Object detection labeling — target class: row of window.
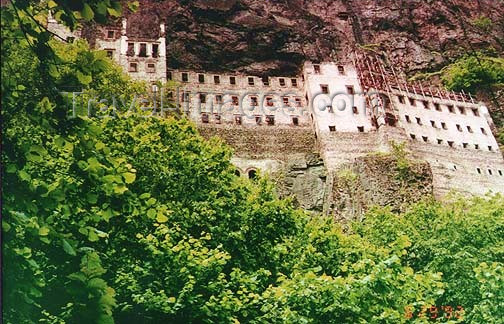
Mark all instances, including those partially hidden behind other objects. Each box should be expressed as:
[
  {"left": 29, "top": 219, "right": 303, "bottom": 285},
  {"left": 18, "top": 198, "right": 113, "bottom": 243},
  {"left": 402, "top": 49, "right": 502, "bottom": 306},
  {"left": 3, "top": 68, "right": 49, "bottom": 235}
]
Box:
[
  {"left": 200, "top": 113, "right": 300, "bottom": 126},
  {"left": 476, "top": 168, "right": 503, "bottom": 176},
  {"left": 328, "top": 126, "right": 365, "bottom": 133},
  {"left": 179, "top": 93, "right": 303, "bottom": 107},
  {"left": 126, "top": 42, "right": 160, "bottom": 58},
  {"left": 404, "top": 115, "right": 489, "bottom": 135},
  {"left": 319, "top": 84, "right": 355, "bottom": 95},
  {"left": 409, "top": 133, "right": 494, "bottom": 151},
  {"left": 398, "top": 95, "right": 480, "bottom": 116},
  {"left": 313, "top": 64, "right": 346, "bottom": 75},
  {"left": 128, "top": 62, "right": 157, "bottom": 73},
  {"left": 168, "top": 72, "right": 300, "bottom": 87}
]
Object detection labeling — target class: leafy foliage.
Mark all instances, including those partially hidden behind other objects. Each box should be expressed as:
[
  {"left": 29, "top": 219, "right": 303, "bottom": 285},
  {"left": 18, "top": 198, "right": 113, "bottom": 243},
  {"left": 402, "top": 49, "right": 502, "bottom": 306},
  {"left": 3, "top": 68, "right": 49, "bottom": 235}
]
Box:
[{"left": 441, "top": 53, "right": 504, "bottom": 94}]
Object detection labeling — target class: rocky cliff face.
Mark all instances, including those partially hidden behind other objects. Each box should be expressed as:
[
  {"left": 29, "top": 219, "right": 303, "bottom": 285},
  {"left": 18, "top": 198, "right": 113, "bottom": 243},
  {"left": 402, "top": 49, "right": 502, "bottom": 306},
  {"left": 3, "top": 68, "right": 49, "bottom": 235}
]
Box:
[{"left": 122, "top": 0, "right": 503, "bottom": 75}]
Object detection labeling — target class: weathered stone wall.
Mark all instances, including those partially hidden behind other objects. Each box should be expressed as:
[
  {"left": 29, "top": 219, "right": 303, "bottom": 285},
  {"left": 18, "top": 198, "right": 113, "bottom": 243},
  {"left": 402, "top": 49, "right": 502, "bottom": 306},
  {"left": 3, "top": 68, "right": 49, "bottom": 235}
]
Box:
[{"left": 331, "top": 153, "right": 433, "bottom": 221}]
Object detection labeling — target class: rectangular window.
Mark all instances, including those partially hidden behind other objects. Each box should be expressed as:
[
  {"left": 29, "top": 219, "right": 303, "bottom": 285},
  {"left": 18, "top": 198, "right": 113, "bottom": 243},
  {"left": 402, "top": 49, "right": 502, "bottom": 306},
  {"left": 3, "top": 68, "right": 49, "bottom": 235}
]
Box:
[
  {"left": 447, "top": 105, "right": 455, "bottom": 113},
  {"left": 167, "top": 71, "right": 173, "bottom": 80},
  {"left": 448, "top": 141, "right": 454, "bottom": 147},
  {"left": 467, "top": 126, "right": 473, "bottom": 133},
  {"left": 262, "top": 76, "right": 269, "bottom": 86},
  {"left": 456, "top": 124, "right": 462, "bottom": 132},
  {"left": 434, "top": 103, "right": 441, "bottom": 111},
  {"left": 248, "top": 77, "right": 254, "bottom": 86},
  {"left": 127, "top": 43, "right": 134, "bottom": 56},
  {"left": 107, "top": 30, "right": 115, "bottom": 39},
  {"left": 441, "top": 122, "right": 447, "bottom": 129},
  {"left": 410, "top": 134, "right": 416, "bottom": 140},
  {"left": 279, "top": 78, "right": 286, "bottom": 87},
  {"left": 106, "top": 50, "right": 114, "bottom": 58},
  {"left": 152, "top": 44, "right": 159, "bottom": 58},
  {"left": 199, "top": 93, "right": 207, "bottom": 103},
  {"left": 352, "top": 106, "right": 358, "bottom": 114},
  {"left": 201, "top": 113, "right": 209, "bottom": 123},
  {"left": 214, "top": 114, "right": 221, "bottom": 124},
  {"left": 291, "top": 79, "right": 298, "bottom": 87},
  {"left": 182, "top": 72, "right": 189, "bottom": 82},
  {"left": 481, "top": 128, "right": 487, "bottom": 135},
  {"left": 266, "top": 115, "right": 275, "bottom": 126},
  {"left": 230, "top": 76, "right": 236, "bottom": 85},
  {"left": 422, "top": 136, "right": 428, "bottom": 142},
  {"left": 458, "top": 106, "right": 466, "bottom": 114},
  {"left": 139, "top": 43, "right": 147, "bottom": 57},
  {"left": 346, "top": 86, "right": 355, "bottom": 95},
  {"left": 283, "top": 97, "right": 289, "bottom": 106},
  {"left": 251, "top": 96, "right": 258, "bottom": 106},
  {"left": 146, "top": 63, "right": 156, "bottom": 73},
  {"left": 437, "top": 139, "right": 443, "bottom": 144},
  {"left": 477, "top": 168, "right": 482, "bottom": 174},
  {"left": 472, "top": 108, "right": 480, "bottom": 116},
  {"left": 181, "top": 92, "right": 190, "bottom": 102},
  {"left": 329, "top": 126, "right": 336, "bottom": 132},
  {"left": 215, "top": 94, "right": 223, "bottom": 104},
  {"left": 398, "top": 95, "right": 405, "bottom": 104},
  {"left": 214, "top": 75, "right": 220, "bottom": 84},
  {"left": 129, "top": 62, "right": 138, "bottom": 72},
  {"left": 357, "top": 126, "right": 364, "bottom": 133},
  {"left": 292, "top": 116, "right": 299, "bottom": 125},
  {"left": 489, "top": 146, "right": 493, "bottom": 151},
  {"left": 320, "top": 84, "right": 329, "bottom": 94},
  {"left": 422, "top": 101, "right": 429, "bottom": 109},
  {"left": 198, "top": 74, "right": 205, "bottom": 83},
  {"left": 430, "top": 120, "right": 436, "bottom": 128},
  {"left": 475, "top": 144, "right": 480, "bottom": 150},
  {"left": 405, "top": 115, "right": 411, "bottom": 123},
  {"left": 255, "top": 116, "right": 262, "bottom": 125},
  {"left": 235, "top": 115, "right": 242, "bottom": 125},
  {"left": 295, "top": 98, "right": 302, "bottom": 107},
  {"left": 416, "top": 117, "right": 422, "bottom": 125},
  {"left": 488, "top": 169, "right": 493, "bottom": 175},
  {"left": 314, "top": 64, "right": 321, "bottom": 74},
  {"left": 338, "top": 65, "right": 345, "bottom": 75},
  {"left": 463, "top": 143, "right": 468, "bottom": 148},
  {"left": 266, "top": 97, "right": 274, "bottom": 107},
  {"left": 409, "top": 98, "right": 416, "bottom": 106},
  {"left": 232, "top": 96, "right": 239, "bottom": 106}
]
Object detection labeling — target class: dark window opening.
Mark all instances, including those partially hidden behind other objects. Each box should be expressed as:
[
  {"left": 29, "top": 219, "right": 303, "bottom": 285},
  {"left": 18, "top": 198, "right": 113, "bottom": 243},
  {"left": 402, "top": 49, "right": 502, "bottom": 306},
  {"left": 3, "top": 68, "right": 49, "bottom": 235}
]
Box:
[
  {"left": 292, "top": 117, "right": 299, "bottom": 125},
  {"left": 248, "top": 169, "right": 257, "bottom": 180},
  {"left": 448, "top": 141, "right": 454, "bottom": 148},
  {"left": 255, "top": 116, "right": 261, "bottom": 125},
  {"left": 295, "top": 98, "right": 302, "bottom": 107},
  {"left": 499, "top": 170, "right": 503, "bottom": 176},
  {"left": 279, "top": 78, "right": 286, "bottom": 87},
  {"left": 235, "top": 169, "right": 241, "bottom": 177},
  {"left": 146, "top": 63, "right": 155, "bottom": 73},
  {"left": 106, "top": 50, "right": 113, "bottom": 58},
  {"left": 467, "top": 126, "right": 473, "bottom": 133},
  {"left": 214, "top": 75, "right": 220, "bottom": 84},
  {"left": 410, "top": 134, "right": 416, "bottom": 140},
  {"left": 198, "top": 74, "right": 205, "bottom": 83},
  {"left": 458, "top": 106, "right": 466, "bottom": 115},
  {"left": 488, "top": 146, "right": 493, "bottom": 151},
  {"left": 251, "top": 96, "right": 258, "bottom": 106},
  {"left": 182, "top": 72, "right": 189, "bottom": 82},
  {"left": 329, "top": 126, "right": 336, "bottom": 132},
  {"left": 314, "top": 64, "right": 321, "bottom": 74},
  {"left": 422, "top": 136, "right": 428, "bottom": 142},
  {"left": 422, "top": 101, "right": 429, "bottom": 109},
  {"left": 472, "top": 108, "right": 480, "bottom": 117},
  {"left": 214, "top": 114, "right": 221, "bottom": 124},
  {"left": 434, "top": 103, "right": 441, "bottom": 111},
  {"left": 107, "top": 30, "right": 115, "bottom": 38},
  {"left": 230, "top": 76, "right": 236, "bottom": 85},
  {"left": 235, "top": 115, "right": 242, "bottom": 125},
  {"left": 416, "top": 117, "right": 422, "bottom": 125},
  {"left": 232, "top": 96, "right": 239, "bottom": 106},
  {"left": 127, "top": 43, "right": 134, "bottom": 56},
  {"left": 405, "top": 115, "right": 411, "bottom": 123},
  {"left": 66, "top": 36, "right": 75, "bottom": 43},
  {"left": 262, "top": 76, "right": 269, "bottom": 86},
  {"left": 199, "top": 93, "right": 207, "bottom": 103},
  {"left": 266, "top": 115, "right": 275, "bottom": 126},
  {"left": 430, "top": 120, "right": 436, "bottom": 128},
  {"left": 353, "top": 106, "right": 358, "bottom": 114},
  {"left": 488, "top": 169, "right": 493, "bottom": 175},
  {"left": 321, "top": 85, "right": 329, "bottom": 94},
  {"left": 441, "top": 122, "right": 447, "bottom": 129},
  {"left": 248, "top": 77, "right": 254, "bottom": 86},
  {"left": 139, "top": 43, "right": 147, "bottom": 57},
  {"left": 447, "top": 105, "right": 454, "bottom": 113},
  {"left": 129, "top": 63, "right": 138, "bottom": 72},
  {"left": 346, "top": 86, "right": 355, "bottom": 95},
  {"left": 456, "top": 124, "right": 462, "bottom": 132},
  {"left": 283, "top": 97, "right": 290, "bottom": 106},
  {"left": 477, "top": 168, "right": 482, "bottom": 174},
  {"left": 215, "top": 95, "right": 223, "bottom": 104},
  {"left": 437, "top": 139, "right": 443, "bottom": 144},
  {"left": 475, "top": 144, "right": 480, "bottom": 150},
  {"left": 266, "top": 97, "right": 274, "bottom": 107},
  {"left": 201, "top": 113, "right": 209, "bottom": 123},
  {"left": 291, "top": 79, "right": 298, "bottom": 87},
  {"left": 398, "top": 96, "right": 405, "bottom": 104},
  {"left": 463, "top": 143, "right": 468, "bottom": 148},
  {"left": 409, "top": 98, "right": 416, "bottom": 106},
  {"left": 481, "top": 128, "right": 487, "bottom": 135},
  {"left": 338, "top": 65, "right": 345, "bottom": 75},
  {"left": 152, "top": 44, "right": 159, "bottom": 58},
  {"left": 357, "top": 126, "right": 364, "bottom": 133},
  {"left": 167, "top": 71, "right": 173, "bottom": 80},
  {"left": 385, "top": 113, "right": 397, "bottom": 126}
]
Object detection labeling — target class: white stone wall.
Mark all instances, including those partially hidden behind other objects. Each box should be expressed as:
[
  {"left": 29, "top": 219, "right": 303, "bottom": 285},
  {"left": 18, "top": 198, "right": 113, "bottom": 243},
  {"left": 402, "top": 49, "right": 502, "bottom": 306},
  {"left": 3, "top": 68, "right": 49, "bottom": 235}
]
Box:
[
  {"left": 303, "top": 62, "right": 373, "bottom": 136},
  {"left": 169, "top": 70, "right": 309, "bottom": 126}
]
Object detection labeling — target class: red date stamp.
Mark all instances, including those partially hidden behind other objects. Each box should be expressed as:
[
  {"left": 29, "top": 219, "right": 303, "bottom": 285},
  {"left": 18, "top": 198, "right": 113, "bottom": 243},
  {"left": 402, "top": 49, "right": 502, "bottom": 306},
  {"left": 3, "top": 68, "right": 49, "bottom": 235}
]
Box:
[{"left": 404, "top": 305, "right": 464, "bottom": 320}]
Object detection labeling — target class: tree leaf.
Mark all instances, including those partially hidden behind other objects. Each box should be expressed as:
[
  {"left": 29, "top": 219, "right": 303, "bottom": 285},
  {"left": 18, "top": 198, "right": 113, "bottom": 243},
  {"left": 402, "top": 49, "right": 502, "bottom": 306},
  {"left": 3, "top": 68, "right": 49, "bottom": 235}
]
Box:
[{"left": 62, "top": 239, "right": 76, "bottom": 256}]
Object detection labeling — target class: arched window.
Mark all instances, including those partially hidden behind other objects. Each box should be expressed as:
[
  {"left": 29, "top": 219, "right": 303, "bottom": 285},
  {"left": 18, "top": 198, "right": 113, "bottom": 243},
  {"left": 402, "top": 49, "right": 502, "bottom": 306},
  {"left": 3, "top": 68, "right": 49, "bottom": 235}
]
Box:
[
  {"left": 234, "top": 169, "right": 241, "bottom": 177},
  {"left": 248, "top": 169, "right": 257, "bottom": 180}
]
